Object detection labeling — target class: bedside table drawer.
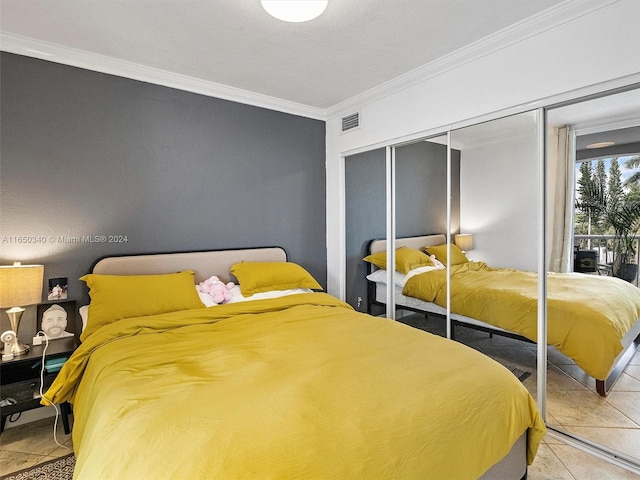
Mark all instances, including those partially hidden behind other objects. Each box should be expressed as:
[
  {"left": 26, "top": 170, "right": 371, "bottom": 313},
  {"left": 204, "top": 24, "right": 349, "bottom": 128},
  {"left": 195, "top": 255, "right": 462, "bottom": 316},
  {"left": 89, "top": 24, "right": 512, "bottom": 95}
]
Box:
[{"left": 1, "top": 336, "right": 76, "bottom": 434}]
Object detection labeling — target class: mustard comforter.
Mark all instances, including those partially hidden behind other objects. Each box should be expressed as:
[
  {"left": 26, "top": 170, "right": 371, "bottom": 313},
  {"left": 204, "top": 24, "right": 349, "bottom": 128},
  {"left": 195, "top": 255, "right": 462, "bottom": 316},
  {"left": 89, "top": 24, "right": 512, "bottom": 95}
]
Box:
[
  {"left": 44, "top": 293, "right": 545, "bottom": 479},
  {"left": 403, "top": 262, "right": 640, "bottom": 380}
]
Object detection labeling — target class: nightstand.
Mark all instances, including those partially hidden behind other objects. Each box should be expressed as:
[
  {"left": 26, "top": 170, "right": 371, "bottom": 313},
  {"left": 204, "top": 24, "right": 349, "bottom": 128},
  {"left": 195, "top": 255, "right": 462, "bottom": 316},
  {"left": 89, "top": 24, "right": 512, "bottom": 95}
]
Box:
[{"left": 0, "top": 336, "right": 76, "bottom": 434}]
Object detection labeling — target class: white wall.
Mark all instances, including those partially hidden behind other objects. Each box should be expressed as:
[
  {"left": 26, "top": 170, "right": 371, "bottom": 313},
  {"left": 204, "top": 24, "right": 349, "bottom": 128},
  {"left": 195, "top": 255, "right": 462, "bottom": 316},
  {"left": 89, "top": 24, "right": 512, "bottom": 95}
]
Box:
[
  {"left": 325, "top": 0, "right": 640, "bottom": 297},
  {"left": 459, "top": 125, "right": 539, "bottom": 271}
]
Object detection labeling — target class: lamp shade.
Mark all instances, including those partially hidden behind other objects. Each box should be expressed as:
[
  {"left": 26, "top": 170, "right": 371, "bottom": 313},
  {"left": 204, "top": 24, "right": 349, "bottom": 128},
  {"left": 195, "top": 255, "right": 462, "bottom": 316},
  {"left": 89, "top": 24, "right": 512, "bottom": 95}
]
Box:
[
  {"left": 455, "top": 234, "right": 474, "bottom": 252},
  {"left": 0, "top": 263, "right": 44, "bottom": 308}
]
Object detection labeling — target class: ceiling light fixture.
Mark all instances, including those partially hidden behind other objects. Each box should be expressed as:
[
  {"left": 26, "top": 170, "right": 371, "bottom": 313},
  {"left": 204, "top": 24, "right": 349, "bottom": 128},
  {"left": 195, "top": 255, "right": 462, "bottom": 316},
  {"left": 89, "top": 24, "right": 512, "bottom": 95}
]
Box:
[
  {"left": 261, "top": 0, "right": 328, "bottom": 23},
  {"left": 586, "top": 141, "right": 615, "bottom": 149}
]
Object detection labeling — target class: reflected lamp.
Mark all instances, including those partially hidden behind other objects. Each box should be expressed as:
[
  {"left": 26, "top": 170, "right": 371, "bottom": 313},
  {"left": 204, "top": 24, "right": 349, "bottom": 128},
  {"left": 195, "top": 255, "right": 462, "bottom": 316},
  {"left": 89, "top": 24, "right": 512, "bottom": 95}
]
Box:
[
  {"left": 455, "top": 234, "right": 474, "bottom": 254},
  {"left": 0, "top": 262, "right": 44, "bottom": 356}
]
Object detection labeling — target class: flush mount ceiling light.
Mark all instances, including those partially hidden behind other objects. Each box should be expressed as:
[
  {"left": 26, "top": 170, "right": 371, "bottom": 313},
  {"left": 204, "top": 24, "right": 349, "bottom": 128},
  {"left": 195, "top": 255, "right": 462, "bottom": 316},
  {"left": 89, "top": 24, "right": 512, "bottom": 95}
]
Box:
[
  {"left": 261, "top": 0, "right": 328, "bottom": 23},
  {"left": 586, "top": 141, "right": 616, "bottom": 149}
]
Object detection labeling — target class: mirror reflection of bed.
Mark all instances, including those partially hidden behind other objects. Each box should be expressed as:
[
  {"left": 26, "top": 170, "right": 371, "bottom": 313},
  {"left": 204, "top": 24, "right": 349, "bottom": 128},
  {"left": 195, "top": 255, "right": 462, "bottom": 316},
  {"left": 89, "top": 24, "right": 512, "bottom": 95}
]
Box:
[{"left": 365, "top": 233, "right": 640, "bottom": 396}]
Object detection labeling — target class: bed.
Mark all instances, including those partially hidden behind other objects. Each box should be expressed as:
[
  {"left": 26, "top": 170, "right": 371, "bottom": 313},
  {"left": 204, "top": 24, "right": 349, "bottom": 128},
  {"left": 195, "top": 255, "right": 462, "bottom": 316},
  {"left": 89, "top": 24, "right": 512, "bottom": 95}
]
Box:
[
  {"left": 42, "top": 246, "right": 545, "bottom": 479},
  {"left": 366, "top": 234, "right": 640, "bottom": 397}
]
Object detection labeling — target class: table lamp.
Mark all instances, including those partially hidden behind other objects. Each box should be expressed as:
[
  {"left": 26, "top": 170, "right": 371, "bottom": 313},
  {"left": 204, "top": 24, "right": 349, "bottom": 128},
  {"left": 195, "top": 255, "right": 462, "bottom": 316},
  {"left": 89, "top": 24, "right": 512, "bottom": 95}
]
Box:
[
  {"left": 455, "top": 234, "right": 474, "bottom": 254},
  {"left": 0, "top": 262, "right": 44, "bottom": 356}
]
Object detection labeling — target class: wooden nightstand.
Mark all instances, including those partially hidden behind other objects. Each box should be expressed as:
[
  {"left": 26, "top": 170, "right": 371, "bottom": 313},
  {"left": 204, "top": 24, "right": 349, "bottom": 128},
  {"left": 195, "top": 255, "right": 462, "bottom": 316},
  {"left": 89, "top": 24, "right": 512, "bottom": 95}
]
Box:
[{"left": 0, "top": 335, "right": 76, "bottom": 434}]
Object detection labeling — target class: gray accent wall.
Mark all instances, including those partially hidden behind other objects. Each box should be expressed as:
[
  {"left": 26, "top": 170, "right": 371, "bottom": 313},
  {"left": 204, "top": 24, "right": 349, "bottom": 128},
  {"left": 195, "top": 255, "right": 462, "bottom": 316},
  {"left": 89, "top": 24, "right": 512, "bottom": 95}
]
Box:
[{"left": 0, "top": 53, "right": 326, "bottom": 340}]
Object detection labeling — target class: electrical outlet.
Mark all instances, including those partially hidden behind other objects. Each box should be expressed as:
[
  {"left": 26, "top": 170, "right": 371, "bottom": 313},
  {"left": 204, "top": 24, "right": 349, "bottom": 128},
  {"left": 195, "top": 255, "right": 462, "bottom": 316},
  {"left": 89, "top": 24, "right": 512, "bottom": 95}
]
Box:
[{"left": 357, "top": 296, "right": 362, "bottom": 308}]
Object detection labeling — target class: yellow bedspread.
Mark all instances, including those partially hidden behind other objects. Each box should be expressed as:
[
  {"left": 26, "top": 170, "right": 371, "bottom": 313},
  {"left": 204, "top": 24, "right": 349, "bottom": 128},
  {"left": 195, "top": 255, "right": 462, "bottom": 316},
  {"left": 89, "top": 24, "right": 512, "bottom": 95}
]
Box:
[
  {"left": 403, "top": 262, "right": 640, "bottom": 380},
  {"left": 44, "top": 293, "right": 545, "bottom": 479}
]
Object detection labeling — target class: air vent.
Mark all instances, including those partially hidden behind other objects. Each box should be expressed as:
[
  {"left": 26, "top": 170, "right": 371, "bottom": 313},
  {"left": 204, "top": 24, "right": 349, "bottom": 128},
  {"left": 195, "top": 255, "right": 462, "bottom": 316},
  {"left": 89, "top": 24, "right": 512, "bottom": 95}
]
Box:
[{"left": 341, "top": 112, "right": 360, "bottom": 133}]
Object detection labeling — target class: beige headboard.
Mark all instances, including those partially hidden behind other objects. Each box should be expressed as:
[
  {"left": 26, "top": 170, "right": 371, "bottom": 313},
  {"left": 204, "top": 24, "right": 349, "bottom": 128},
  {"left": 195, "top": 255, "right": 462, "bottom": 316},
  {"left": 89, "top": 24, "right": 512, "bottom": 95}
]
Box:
[
  {"left": 368, "top": 234, "right": 446, "bottom": 255},
  {"left": 92, "top": 247, "right": 287, "bottom": 283}
]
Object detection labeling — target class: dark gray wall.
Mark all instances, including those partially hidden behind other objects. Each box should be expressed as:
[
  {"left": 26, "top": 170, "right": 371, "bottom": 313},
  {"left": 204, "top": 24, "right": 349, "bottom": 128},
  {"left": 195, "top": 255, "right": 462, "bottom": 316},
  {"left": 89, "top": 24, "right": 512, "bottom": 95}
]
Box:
[
  {"left": 344, "top": 142, "right": 460, "bottom": 312},
  {"left": 0, "top": 53, "right": 326, "bottom": 340}
]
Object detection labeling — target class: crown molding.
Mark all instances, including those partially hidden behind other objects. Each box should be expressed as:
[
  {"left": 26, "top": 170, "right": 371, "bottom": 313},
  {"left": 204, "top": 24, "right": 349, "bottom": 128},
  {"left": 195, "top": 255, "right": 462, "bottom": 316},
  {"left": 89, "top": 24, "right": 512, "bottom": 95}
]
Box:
[
  {"left": 0, "top": 33, "right": 327, "bottom": 121},
  {"left": 0, "top": 0, "right": 619, "bottom": 123},
  {"left": 325, "top": 0, "right": 621, "bottom": 120}
]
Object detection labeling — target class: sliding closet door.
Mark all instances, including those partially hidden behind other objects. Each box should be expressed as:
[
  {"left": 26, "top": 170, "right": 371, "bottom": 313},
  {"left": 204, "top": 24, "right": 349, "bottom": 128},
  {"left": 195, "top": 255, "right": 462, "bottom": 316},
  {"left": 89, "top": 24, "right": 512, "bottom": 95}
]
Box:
[
  {"left": 392, "top": 135, "right": 450, "bottom": 333},
  {"left": 545, "top": 88, "right": 640, "bottom": 466},
  {"left": 343, "top": 86, "right": 640, "bottom": 472},
  {"left": 448, "top": 111, "right": 541, "bottom": 400},
  {"left": 345, "top": 148, "right": 387, "bottom": 314}
]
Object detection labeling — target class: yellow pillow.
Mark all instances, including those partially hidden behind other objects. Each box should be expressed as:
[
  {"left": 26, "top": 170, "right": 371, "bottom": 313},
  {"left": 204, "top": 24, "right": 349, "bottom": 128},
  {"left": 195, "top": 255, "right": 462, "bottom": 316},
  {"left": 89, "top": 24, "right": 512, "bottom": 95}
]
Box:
[
  {"left": 363, "top": 246, "right": 434, "bottom": 274},
  {"left": 425, "top": 243, "right": 469, "bottom": 266},
  {"left": 80, "top": 270, "right": 204, "bottom": 342},
  {"left": 230, "top": 261, "right": 322, "bottom": 297}
]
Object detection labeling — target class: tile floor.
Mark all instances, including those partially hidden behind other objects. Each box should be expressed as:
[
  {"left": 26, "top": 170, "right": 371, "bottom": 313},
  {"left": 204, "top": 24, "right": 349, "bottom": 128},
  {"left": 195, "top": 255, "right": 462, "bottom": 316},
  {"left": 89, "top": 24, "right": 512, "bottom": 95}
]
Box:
[
  {"left": 1, "top": 316, "right": 639, "bottom": 478},
  {"left": 0, "top": 414, "right": 72, "bottom": 476}
]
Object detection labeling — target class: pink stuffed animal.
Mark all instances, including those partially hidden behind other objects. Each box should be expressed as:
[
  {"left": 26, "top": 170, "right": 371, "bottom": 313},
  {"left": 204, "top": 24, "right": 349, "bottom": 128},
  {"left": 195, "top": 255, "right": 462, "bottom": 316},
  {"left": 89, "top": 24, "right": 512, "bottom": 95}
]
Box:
[
  {"left": 429, "top": 254, "right": 444, "bottom": 268},
  {"left": 196, "top": 275, "right": 235, "bottom": 304}
]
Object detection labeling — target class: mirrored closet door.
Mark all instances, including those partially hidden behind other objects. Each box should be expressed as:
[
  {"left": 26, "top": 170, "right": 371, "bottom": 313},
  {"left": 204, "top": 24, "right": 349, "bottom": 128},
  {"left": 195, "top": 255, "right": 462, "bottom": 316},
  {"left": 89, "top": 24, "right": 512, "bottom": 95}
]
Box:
[
  {"left": 392, "top": 134, "right": 451, "bottom": 336},
  {"left": 545, "top": 87, "right": 640, "bottom": 465},
  {"left": 448, "top": 111, "right": 541, "bottom": 402},
  {"left": 343, "top": 86, "right": 640, "bottom": 471},
  {"left": 345, "top": 147, "right": 387, "bottom": 316}
]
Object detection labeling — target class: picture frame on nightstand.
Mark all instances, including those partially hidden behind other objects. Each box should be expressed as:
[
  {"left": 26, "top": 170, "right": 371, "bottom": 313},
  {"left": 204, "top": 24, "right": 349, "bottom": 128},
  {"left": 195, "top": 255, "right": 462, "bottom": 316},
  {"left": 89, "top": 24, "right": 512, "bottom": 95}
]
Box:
[
  {"left": 47, "top": 277, "right": 68, "bottom": 300},
  {"left": 37, "top": 300, "right": 77, "bottom": 341}
]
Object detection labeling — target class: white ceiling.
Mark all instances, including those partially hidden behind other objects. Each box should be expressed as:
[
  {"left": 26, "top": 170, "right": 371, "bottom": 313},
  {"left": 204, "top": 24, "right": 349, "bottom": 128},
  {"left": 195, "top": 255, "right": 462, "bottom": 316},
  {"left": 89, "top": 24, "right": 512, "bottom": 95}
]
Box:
[{"left": 1, "top": 0, "right": 565, "bottom": 113}]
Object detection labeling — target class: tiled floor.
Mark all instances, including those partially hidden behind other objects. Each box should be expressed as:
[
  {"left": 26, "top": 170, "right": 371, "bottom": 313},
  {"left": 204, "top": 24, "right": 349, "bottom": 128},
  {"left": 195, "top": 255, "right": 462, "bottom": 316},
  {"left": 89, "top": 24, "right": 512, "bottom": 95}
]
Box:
[
  {"left": 0, "top": 414, "right": 72, "bottom": 476},
  {"left": 1, "top": 317, "right": 639, "bottom": 478},
  {"left": 400, "top": 313, "right": 640, "bottom": 479}
]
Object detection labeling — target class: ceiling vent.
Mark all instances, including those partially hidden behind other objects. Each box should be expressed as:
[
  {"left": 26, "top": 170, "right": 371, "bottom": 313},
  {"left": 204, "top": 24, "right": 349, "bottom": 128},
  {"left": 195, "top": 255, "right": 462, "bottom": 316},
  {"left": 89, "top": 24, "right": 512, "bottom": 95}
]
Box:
[{"left": 341, "top": 112, "right": 360, "bottom": 133}]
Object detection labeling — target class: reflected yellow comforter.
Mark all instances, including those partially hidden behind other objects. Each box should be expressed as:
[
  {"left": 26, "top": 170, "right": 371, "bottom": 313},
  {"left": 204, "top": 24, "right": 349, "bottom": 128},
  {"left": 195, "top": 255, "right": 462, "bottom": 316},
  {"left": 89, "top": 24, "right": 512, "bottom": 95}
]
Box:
[
  {"left": 403, "top": 262, "right": 640, "bottom": 380},
  {"left": 44, "top": 293, "right": 545, "bottom": 479}
]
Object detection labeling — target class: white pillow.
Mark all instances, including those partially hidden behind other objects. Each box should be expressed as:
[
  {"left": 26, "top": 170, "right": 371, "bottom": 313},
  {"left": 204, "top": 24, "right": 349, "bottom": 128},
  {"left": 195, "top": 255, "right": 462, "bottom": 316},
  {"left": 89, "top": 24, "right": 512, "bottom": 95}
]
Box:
[
  {"left": 79, "top": 305, "right": 89, "bottom": 331},
  {"left": 227, "top": 286, "right": 313, "bottom": 303},
  {"left": 197, "top": 290, "right": 217, "bottom": 307},
  {"left": 405, "top": 264, "right": 445, "bottom": 281},
  {"left": 366, "top": 269, "right": 408, "bottom": 287},
  {"left": 367, "top": 264, "right": 444, "bottom": 287}
]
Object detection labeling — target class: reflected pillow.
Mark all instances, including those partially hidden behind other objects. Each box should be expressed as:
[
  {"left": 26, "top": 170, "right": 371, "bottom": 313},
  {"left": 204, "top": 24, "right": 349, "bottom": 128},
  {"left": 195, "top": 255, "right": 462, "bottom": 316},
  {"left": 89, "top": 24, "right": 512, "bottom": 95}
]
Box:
[
  {"left": 366, "top": 269, "right": 408, "bottom": 287},
  {"left": 363, "top": 247, "right": 434, "bottom": 274},
  {"left": 230, "top": 261, "right": 323, "bottom": 297},
  {"left": 367, "top": 264, "right": 445, "bottom": 287},
  {"left": 79, "top": 270, "right": 204, "bottom": 341},
  {"left": 425, "top": 243, "right": 469, "bottom": 266}
]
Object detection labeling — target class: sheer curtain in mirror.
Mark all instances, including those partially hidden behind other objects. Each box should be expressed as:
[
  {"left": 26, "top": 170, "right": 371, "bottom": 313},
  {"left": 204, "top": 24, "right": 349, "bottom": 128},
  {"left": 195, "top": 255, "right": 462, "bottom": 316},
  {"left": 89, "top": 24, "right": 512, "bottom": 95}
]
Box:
[{"left": 449, "top": 112, "right": 541, "bottom": 402}]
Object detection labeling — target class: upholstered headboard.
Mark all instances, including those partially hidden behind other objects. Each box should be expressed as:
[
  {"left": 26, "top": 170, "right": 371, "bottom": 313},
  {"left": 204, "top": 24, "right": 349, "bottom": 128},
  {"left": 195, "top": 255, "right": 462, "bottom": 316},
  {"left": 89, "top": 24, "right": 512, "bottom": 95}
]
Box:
[
  {"left": 368, "top": 234, "right": 446, "bottom": 256},
  {"left": 92, "top": 247, "right": 287, "bottom": 283}
]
